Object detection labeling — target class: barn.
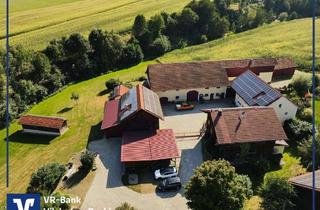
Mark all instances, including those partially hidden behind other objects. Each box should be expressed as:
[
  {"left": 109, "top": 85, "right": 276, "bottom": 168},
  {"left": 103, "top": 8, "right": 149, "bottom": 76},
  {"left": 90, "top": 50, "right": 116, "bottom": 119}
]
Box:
[
  {"left": 101, "top": 84, "right": 164, "bottom": 137},
  {"left": 19, "top": 115, "right": 68, "bottom": 136},
  {"left": 232, "top": 70, "right": 297, "bottom": 123}
]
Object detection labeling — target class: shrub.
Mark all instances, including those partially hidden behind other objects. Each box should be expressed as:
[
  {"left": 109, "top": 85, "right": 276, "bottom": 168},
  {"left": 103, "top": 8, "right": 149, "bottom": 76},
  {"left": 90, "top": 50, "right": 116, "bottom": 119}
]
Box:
[
  {"left": 115, "top": 202, "right": 137, "bottom": 210},
  {"left": 42, "top": 192, "right": 71, "bottom": 210},
  {"left": 291, "top": 75, "right": 312, "bottom": 97},
  {"left": 150, "top": 35, "right": 171, "bottom": 57},
  {"left": 298, "top": 108, "right": 312, "bottom": 122},
  {"left": 283, "top": 119, "right": 312, "bottom": 143},
  {"left": 259, "top": 176, "right": 296, "bottom": 210},
  {"left": 105, "top": 78, "right": 121, "bottom": 91},
  {"left": 297, "top": 135, "right": 320, "bottom": 170},
  {"left": 80, "top": 151, "right": 95, "bottom": 171},
  {"left": 185, "top": 160, "right": 253, "bottom": 210},
  {"left": 278, "top": 12, "right": 288, "bottom": 21},
  {"left": 288, "top": 11, "right": 298, "bottom": 20},
  {"left": 27, "top": 163, "right": 66, "bottom": 195}
]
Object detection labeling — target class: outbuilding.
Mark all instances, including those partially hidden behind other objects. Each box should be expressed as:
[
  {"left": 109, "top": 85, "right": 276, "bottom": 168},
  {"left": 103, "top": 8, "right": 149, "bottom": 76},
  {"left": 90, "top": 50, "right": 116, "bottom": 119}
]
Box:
[
  {"left": 232, "top": 70, "right": 297, "bottom": 123},
  {"left": 19, "top": 115, "right": 68, "bottom": 136}
]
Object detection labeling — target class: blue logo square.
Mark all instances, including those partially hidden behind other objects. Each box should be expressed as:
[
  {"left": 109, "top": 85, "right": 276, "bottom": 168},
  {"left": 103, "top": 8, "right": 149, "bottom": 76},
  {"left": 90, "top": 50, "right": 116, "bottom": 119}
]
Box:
[{"left": 7, "top": 194, "right": 40, "bottom": 210}]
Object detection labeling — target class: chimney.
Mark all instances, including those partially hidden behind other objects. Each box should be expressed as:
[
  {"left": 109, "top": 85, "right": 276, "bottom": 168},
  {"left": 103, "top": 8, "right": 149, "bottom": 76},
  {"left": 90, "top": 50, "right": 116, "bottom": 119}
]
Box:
[
  {"left": 248, "top": 59, "right": 253, "bottom": 69},
  {"left": 217, "top": 108, "right": 223, "bottom": 116}
]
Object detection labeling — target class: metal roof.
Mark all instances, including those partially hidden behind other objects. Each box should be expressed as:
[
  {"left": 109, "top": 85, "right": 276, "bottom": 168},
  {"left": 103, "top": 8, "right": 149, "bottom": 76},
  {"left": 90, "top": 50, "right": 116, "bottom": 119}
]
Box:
[
  {"left": 289, "top": 170, "right": 320, "bottom": 192},
  {"left": 232, "top": 70, "right": 282, "bottom": 106}
]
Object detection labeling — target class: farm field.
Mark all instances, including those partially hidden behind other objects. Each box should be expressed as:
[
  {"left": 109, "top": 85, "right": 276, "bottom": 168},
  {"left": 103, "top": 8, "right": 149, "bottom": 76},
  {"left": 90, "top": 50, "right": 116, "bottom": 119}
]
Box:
[
  {"left": 0, "top": 18, "right": 316, "bottom": 206},
  {"left": 0, "top": 0, "right": 189, "bottom": 50}
]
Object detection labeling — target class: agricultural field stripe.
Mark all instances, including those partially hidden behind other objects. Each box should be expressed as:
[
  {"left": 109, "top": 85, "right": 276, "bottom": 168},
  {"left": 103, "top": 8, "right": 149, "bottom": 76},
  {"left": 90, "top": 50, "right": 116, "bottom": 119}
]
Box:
[{"left": 0, "top": 0, "right": 142, "bottom": 40}]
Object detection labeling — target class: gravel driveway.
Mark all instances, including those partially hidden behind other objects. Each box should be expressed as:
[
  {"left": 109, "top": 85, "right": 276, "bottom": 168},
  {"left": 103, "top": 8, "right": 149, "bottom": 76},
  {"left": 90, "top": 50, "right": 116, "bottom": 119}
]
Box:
[{"left": 81, "top": 137, "right": 202, "bottom": 210}]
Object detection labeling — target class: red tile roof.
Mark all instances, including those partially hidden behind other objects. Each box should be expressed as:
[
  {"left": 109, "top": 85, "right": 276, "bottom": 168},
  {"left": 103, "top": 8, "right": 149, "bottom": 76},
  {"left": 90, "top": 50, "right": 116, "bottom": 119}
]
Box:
[
  {"left": 204, "top": 107, "right": 288, "bottom": 145},
  {"left": 121, "top": 129, "right": 179, "bottom": 162},
  {"left": 19, "top": 115, "right": 67, "bottom": 129},
  {"left": 112, "top": 85, "right": 129, "bottom": 99},
  {"left": 147, "top": 62, "right": 230, "bottom": 92},
  {"left": 275, "top": 57, "right": 297, "bottom": 70},
  {"left": 101, "top": 99, "right": 120, "bottom": 130}
]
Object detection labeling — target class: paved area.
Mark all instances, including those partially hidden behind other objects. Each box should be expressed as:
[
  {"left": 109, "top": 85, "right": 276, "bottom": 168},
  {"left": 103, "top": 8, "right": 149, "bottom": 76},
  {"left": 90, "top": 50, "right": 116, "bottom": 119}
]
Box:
[
  {"left": 160, "top": 99, "right": 234, "bottom": 135},
  {"left": 81, "top": 137, "right": 202, "bottom": 210}
]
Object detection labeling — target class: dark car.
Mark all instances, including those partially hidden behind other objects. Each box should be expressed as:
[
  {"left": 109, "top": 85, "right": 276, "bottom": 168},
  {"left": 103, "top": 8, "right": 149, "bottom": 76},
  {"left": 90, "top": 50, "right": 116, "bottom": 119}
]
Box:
[{"left": 157, "top": 177, "right": 182, "bottom": 192}]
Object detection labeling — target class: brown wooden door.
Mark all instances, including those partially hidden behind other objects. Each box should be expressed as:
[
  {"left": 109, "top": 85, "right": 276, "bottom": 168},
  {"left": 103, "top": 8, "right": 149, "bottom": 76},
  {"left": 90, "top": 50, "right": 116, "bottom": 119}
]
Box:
[{"left": 187, "top": 90, "right": 199, "bottom": 101}]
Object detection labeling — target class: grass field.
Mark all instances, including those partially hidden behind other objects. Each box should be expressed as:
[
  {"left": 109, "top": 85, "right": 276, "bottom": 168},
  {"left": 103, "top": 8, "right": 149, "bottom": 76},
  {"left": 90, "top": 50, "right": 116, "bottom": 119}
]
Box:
[
  {"left": 0, "top": 0, "right": 189, "bottom": 50},
  {"left": 0, "top": 18, "right": 316, "bottom": 204}
]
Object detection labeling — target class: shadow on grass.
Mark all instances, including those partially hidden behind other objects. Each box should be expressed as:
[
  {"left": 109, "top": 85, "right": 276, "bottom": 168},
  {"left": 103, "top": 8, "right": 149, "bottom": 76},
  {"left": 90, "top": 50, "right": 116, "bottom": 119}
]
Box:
[
  {"left": 64, "top": 168, "right": 90, "bottom": 189},
  {"left": 57, "top": 107, "right": 73, "bottom": 114},
  {"left": 5, "top": 130, "right": 56, "bottom": 144},
  {"left": 97, "top": 89, "right": 111, "bottom": 96}
]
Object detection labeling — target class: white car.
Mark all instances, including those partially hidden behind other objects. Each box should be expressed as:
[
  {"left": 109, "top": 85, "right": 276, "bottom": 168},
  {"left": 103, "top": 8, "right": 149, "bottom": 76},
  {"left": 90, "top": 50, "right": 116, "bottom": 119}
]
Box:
[{"left": 154, "top": 167, "right": 178, "bottom": 180}]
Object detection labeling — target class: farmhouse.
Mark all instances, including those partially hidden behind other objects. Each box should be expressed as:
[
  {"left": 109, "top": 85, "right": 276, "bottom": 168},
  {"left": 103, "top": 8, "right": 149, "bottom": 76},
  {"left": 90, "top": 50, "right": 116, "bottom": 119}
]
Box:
[
  {"left": 19, "top": 115, "right": 68, "bottom": 136},
  {"left": 121, "top": 129, "right": 179, "bottom": 169},
  {"left": 101, "top": 84, "right": 164, "bottom": 137},
  {"left": 232, "top": 70, "right": 297, "bottom": 123},
  {"left": 203, "top": 107, "right": 288, "bottom": 162},
  {"left": 146, "top": 57, "right": 296, "bottom": 103},
  {"left": 146, "top": 62, "right": 230, "bottom": 103},
  {"left": 289, "top": 170, "right": 320, "bottom": 209}
]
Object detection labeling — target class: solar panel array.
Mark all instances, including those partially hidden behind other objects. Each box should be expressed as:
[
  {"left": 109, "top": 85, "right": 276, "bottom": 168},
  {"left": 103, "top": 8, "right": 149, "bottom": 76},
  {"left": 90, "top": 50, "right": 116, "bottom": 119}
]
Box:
[
  {"left": 119, "top": 88, "right": 138, "bottom": 121},
  {"left": 142, "top": 86, "right": 164, "bottom": 119},
  {"left": 232, "top": 71, "right": 281, "bottom": 106},
  {"left": 290, "top": 170, "right": 320, "bottom": 190}
]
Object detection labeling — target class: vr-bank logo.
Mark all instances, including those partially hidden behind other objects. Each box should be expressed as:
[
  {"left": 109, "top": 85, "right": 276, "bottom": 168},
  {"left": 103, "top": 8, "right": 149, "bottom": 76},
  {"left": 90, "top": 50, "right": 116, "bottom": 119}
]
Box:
[{"left": 7, "top": 194, "right": 40, "bottom": 210}]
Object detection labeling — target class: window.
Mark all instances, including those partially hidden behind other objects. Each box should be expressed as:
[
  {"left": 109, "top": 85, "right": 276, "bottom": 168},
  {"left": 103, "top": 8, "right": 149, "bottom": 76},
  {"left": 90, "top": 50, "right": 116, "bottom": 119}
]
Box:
[
  {"left": 205, "top": 94, "right": 208, "bottom": 97},
  {"left": 217, "top": 86, "right": 220, "bottom": 89},
  {"left": 175, "top": 96, "right": 179, "bottom": 100},
  {"left": 205, "top": 87, "right": 209, "bottom": 89},
  {"left": 278, "top": 104, "right": 282, "bottom": 108},
  {"left": 285, "top": 112, "right": 288, "bottom": 115}
]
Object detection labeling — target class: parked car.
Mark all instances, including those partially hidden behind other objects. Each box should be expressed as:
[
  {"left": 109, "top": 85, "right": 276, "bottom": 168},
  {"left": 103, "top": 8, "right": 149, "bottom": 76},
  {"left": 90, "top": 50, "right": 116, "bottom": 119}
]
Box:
[
  {"left": 157, "top": 177, "right": 182, "bottom": 192},
  {"left": 154, "top": 167, "right": 178, "bottom": 180},
  {"left": 175, "top": 102, "right": 195, "bottom": 111}
]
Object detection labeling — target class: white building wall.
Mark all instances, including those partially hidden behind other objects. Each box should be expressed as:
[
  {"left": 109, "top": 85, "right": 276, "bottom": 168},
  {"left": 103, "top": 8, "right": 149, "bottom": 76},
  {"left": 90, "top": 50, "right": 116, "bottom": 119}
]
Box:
[
  {"left": 259, "top": 72, "right": 273, "bottom": 83},
  {"left": 234, "top": 93, "right": 249, "bottom": 107},
  {"left": 269, "top": 96, "right": 297, "bottom": 123},
  {"left": 157, "top": 86, "right": 227, "bottom": 102}
]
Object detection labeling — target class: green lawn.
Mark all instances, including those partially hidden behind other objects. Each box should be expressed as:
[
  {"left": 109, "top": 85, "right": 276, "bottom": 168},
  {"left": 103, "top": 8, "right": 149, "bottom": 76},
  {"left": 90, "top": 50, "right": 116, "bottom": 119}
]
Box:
[
  {"left": 159, "top": 18, "right": 320, "bottom": 72},
  {"left": 0, "top": 0, "right": 189, "bottom": 50},
  {"left": 0, "top": 61, "right": 153, "bottom": 202},
  {"left": 0, "top": 18, "right": 316, "bottom": 203}
]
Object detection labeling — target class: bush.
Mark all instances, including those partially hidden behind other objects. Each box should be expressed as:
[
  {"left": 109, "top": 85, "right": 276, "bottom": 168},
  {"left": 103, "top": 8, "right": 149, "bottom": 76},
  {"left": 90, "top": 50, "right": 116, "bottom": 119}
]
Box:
[
  {"left": 278, "top": 12, "right": 288, "bottom": 21},
  {"left": 80, "top": 151, "right": 95, "bottom": 171},
  {"left": 27, "top": 163, "right": 66, "bottom": 195},
  {"left": 283, "top": 119, "right": 312, "bottom": 143},
  {"left": 288, "top": 11, "right": 298, "bottom": 20},
  {"left": 42, "top": 192, "right": 71, "bottom": 210},
  {"left": 298, "top": 108, "right": 312, "bottom": 122},
  {"left": 115, "top": 202, "right": 137, "bottom": 210},
  {"left": 185, "top": 160, "right": 253, "bottom": 210},
  {"left": 259, "top": 176, "right": 296, "bottom": 210},
  {"left": 150, "top": 35, "right": 171, "bottom": 57},
  {"left": 291, "top": 75, "right": 312, "bottom": 97},
  {"left": 297, "top": 135, "right": 320, "bottom": 170},
  {"left": 105, "top": 78, "right": 121, "bottom": 91}
]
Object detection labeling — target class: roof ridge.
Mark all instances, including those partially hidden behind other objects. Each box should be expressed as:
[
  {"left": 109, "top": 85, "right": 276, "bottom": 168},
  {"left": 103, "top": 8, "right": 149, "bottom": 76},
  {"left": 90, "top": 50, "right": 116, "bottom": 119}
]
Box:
[{"left": 136, "top": 85, "right": 145, "bottom": 110}]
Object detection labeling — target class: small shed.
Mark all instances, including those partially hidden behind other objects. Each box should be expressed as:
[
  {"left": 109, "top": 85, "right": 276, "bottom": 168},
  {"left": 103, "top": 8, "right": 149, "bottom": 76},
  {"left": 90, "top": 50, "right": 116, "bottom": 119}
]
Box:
[{"left": 19, "top": 115, "right": 68, "bottom": 136}]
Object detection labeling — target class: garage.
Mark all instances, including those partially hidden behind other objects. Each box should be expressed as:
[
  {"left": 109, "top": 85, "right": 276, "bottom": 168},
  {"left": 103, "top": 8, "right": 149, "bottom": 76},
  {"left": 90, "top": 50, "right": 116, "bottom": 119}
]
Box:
[
  {"left": 160, "top": 97, "right": 169, "bottom": 104},
  {"left": 187, "top": 90, "right": 199, "bottom": 101}
]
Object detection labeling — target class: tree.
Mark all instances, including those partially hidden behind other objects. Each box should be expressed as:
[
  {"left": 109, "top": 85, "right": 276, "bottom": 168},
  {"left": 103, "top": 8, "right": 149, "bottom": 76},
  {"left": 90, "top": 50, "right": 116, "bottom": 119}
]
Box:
[
  {"left": 177, "top": 8, "right": 199, "bottom": 33},
  {"left": 120, "top": 39, "right": 144, "bottom": 67},
  {"left": 259, "top": 176, "right": 296, "bottom": 210},
  {"left": 80, "top": 151, "right": 95, "bottom": 171},
  {"left": 132, "top": 15, "right": 147, "bottom": 37},
  {"left": 150, "top": 35, "right": 171, "bottom": 57},
  {"left": 291, "top": 75, "right": 312, "bottom": 97},
  {"left": 105, "top": 78, "right": 121, "bottom": 91},
  {"left": 297, "top": 135, "right": 320, "bottom": 169},
  {"left": 283, "top": 119, "right": 312, "bottom": 143},
  {"left": 115, "top": 202, "right": 137, "bottom": 210},
  {"left": 185, "top": 160, "right": 253, "bottom": 210},
  {"left": 27, "top": 163, "right": 66, "bottom": 195},
  {"left": 206, "top": 16, "right": 229, "bottom": 40},
  {"left": 70, "top": 92, "right": 79, "bottom": 105},
  {"left": 147, "top": 14, "right": 165, "bottom": 39}
]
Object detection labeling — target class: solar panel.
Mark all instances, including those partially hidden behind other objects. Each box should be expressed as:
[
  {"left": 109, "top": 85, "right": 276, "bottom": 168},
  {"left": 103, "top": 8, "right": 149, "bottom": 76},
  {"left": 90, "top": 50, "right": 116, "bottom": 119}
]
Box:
[
  {"left": 119, "top": 88, "right": 138, "bottom": 121},
  {"left": 232, "top": 71, "right": 281, "bottom": 106}
]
